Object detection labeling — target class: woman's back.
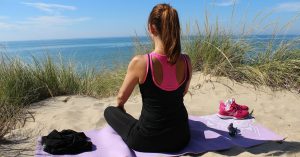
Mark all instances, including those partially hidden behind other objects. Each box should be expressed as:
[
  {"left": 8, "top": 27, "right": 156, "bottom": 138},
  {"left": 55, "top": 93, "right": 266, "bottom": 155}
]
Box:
[
  {"left": 138, "top": 52, "right": 190, "bottom": 128},
  {"left": 124, "top": 52, "right": 190, "bottom": 152}
]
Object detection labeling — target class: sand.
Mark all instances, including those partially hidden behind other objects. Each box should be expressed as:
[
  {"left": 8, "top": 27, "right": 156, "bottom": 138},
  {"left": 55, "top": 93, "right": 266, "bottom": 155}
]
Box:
[{"left": 1, "top": 72, "right": 300, "bottom": 156}]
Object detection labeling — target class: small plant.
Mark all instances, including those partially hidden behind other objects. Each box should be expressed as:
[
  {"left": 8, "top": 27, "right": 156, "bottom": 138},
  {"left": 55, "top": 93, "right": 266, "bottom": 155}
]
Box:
[{"left": 0, "top": 100, "right": 26, "bottom": 140}]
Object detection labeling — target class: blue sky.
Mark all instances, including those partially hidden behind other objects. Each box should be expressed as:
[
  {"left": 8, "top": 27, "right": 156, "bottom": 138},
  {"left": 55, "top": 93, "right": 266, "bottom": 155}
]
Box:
[{"left": 0, "top": 0, "right": 300, "bottom": 41}]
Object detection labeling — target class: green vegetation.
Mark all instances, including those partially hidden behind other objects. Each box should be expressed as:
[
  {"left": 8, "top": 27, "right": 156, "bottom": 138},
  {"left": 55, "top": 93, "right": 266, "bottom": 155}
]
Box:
[
  {"left": 182, "top": 30, "right": 300, "bottom": 91},
  {"left": 0, "top": 55, "right": 126, "bottom": 105},
  {"left": 0, "top": 55, "right": 126, "bottom": 140},
  {"left": 0, "top": 100, "right": 26, "bottom": 140},
  {"left": 180, "top": 12, "right": 300, "bottom": 91}
]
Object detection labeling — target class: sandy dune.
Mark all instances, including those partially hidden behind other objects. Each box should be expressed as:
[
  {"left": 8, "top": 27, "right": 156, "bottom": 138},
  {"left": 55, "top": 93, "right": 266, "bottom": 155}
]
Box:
[{"left": 2, "top": 72, "right": 300, "bottom": 156}]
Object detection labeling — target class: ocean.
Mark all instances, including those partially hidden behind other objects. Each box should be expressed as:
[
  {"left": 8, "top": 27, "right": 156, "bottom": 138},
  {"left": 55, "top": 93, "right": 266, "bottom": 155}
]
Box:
[
  {"left": 0, "top": 37, "right": 151, "bottom": 71},
  {"left": 0, "top": 35, "right": 299, "bottom": 71}
]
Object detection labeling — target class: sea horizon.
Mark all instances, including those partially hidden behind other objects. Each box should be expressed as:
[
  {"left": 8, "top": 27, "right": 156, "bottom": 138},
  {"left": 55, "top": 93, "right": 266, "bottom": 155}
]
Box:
[
  {"left": 1, "top": 34, "right": 299, "bottom": 71},
  {"left": 1, "top": 34, "right": 300, "bottom": 43}
]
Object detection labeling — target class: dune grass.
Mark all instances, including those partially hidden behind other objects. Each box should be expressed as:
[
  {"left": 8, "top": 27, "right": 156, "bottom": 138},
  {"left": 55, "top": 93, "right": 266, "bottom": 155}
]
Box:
[
  {"left": 0, "top": 100, "right": 26, "bottom": 140},
  {"left": 181, "top": 29, "right": 300, "bottom": 91},
  {"left": 0, "top": 54, "right": 126, "bottom": 140},
  {"left": 179, "top": 5, "right": 300, "bottom": 91}
]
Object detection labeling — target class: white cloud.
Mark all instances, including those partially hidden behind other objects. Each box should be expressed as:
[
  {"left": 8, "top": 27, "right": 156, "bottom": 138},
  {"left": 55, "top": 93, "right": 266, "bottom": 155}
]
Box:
[
  {"left": 1, "top": 2, "right": 90, "bottom": 40},
  {"left": 0, "top": 22, "right": 18, "bottom": 29},
  {"left": 210, "top": 0, "right": 238, "bottom": 7},
  {"left": 0, "top": 16, "right": 16, "bottom": 30},
  {"left": 22, "top": 2, "right": 77, "bottom": 14},
  {"left": 274, "top": 2, "right": 300, "bottom": 12},
  {"left": 20, "top": 2, "right": 87, "bottom": 27},
  {"left": 1, "top": 2, "right": 89, "bottom": 31},
  {"left": 24, "top": 15, "right": 90, "bottom": 26},
  {"left": 0, "top": 16, "right": 90, "bottom": 30}
]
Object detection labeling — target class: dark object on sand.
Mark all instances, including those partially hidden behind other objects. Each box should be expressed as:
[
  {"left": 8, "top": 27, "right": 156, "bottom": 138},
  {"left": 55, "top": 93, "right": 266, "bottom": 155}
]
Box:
[
  {"left": 41, "top": 129, "right": 93, "bottom": 155},
  {"left": 228, "top": 123, "right": 238, "bottom": 137},
  {"left": 62, "top": 96, "right": 71, "bottom": 103}
]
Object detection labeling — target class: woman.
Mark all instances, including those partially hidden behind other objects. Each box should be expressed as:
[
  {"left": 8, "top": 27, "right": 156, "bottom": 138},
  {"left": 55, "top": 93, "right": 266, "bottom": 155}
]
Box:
[{"left": 104, "top": 3, "right": 192, "bottom": 152}]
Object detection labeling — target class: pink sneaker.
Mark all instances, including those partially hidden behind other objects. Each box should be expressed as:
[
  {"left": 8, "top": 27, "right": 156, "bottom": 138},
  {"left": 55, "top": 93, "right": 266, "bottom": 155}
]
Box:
[
  {"left": 217, "top": 99, "right": 249, "bottom": 119},
  {"left": 224, "top": 98, "right": 249, "bottom": 110}
]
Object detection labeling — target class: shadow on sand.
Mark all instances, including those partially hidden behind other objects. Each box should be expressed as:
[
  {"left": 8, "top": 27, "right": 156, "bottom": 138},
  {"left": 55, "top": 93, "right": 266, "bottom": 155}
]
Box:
[{"left": 184, "top": 119, "right": 300, "bottom": 156}]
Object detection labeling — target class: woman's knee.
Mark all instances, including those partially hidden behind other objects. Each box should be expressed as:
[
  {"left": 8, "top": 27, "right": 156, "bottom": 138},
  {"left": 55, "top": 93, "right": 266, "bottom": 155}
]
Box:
[{"left": 104, "top": 106, "right": 116, "bottom": 120}]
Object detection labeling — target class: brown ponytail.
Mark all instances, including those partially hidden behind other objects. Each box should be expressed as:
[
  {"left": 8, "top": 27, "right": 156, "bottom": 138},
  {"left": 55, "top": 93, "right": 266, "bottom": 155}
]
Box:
[{"left": 148, "top": 4, "right": 181, "bottom": 65}]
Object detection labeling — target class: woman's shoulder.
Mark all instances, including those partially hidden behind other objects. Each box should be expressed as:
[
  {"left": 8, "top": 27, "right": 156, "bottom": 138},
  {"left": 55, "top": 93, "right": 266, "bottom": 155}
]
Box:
[
  {"left": 181, "top": 53, "right": 192, "bottom": 73},
  {"left": 181, "top": 53, "right": 190, "bottom": 60},
  {"left": 179, "top": 53, "right": 191, "bottom": 65},
  {"left": 128, "top": 54, "right": 148, "bottom": 70},
  {"left": 131, "top": 54, "right": 147, "bottom": 64}
]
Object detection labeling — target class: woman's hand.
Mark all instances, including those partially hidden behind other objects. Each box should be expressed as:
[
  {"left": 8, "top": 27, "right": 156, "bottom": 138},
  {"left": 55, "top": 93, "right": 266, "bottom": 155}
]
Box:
[
  {"left": 117, "top": 105, "right": 126, "bottom": 113},
  {"left": 183, "top": 54, "right": 192, "bottom": 96}
]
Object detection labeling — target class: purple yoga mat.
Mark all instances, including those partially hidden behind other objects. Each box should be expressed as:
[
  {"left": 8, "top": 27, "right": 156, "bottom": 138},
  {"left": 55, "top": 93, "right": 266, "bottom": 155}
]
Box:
[{"left": 35, "top": 114, "right": 283, "bottom": 157}]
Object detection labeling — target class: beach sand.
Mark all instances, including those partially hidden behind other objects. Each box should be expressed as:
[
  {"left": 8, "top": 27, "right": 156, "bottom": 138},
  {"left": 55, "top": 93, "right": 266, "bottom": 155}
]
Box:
[{"left": 2, "top": 72, "right": 300, "bottom": 156}]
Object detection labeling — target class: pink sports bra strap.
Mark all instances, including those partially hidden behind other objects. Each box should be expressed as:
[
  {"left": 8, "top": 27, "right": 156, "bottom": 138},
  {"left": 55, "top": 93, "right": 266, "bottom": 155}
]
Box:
[{"left": 148, "top": 52, "right": 188, "bottom": 91}]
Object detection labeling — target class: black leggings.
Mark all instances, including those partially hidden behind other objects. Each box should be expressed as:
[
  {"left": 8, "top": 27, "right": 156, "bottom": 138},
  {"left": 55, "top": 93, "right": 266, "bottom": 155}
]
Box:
[
  {"left": 104, "top": 106, "right": 190, "bottom": 152},
  {"left": 104, "top": 106, "right": 137, "bottom": 142}
]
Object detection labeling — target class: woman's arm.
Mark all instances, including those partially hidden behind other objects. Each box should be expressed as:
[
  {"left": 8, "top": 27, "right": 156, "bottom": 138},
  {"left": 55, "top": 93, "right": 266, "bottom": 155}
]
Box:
[
  {"left": 116, "top": 55, "right": 145, "bottom": 110},
  {"left": 183, "top": 54, "right": 192, "bottom": 96}
]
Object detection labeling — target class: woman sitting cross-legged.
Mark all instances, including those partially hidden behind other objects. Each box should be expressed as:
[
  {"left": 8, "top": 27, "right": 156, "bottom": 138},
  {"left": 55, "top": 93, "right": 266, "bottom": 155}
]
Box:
[{"left": 104, "top": 3, "right": 192, "bottom": 152}]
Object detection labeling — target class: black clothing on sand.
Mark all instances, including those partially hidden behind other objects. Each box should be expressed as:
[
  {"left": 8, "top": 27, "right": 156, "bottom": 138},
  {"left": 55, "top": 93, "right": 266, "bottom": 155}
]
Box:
[
  {"left": 41, "top": 129, "right": 93, "bottom": 155},
  {"left": 104, "top": 53, "right": 190, "bottom": 152}
]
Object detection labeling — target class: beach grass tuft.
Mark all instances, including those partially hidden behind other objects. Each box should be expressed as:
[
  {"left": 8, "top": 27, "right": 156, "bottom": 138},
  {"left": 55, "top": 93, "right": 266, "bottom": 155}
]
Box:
[{"left": 0, "top": 100, "right": 26, "bottom": 140}]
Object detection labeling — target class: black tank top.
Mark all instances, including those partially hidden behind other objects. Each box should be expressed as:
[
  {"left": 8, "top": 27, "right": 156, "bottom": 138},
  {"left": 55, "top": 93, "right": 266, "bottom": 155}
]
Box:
[{"left": 137, "top": 53, "right": 190, "bottom": 136}]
